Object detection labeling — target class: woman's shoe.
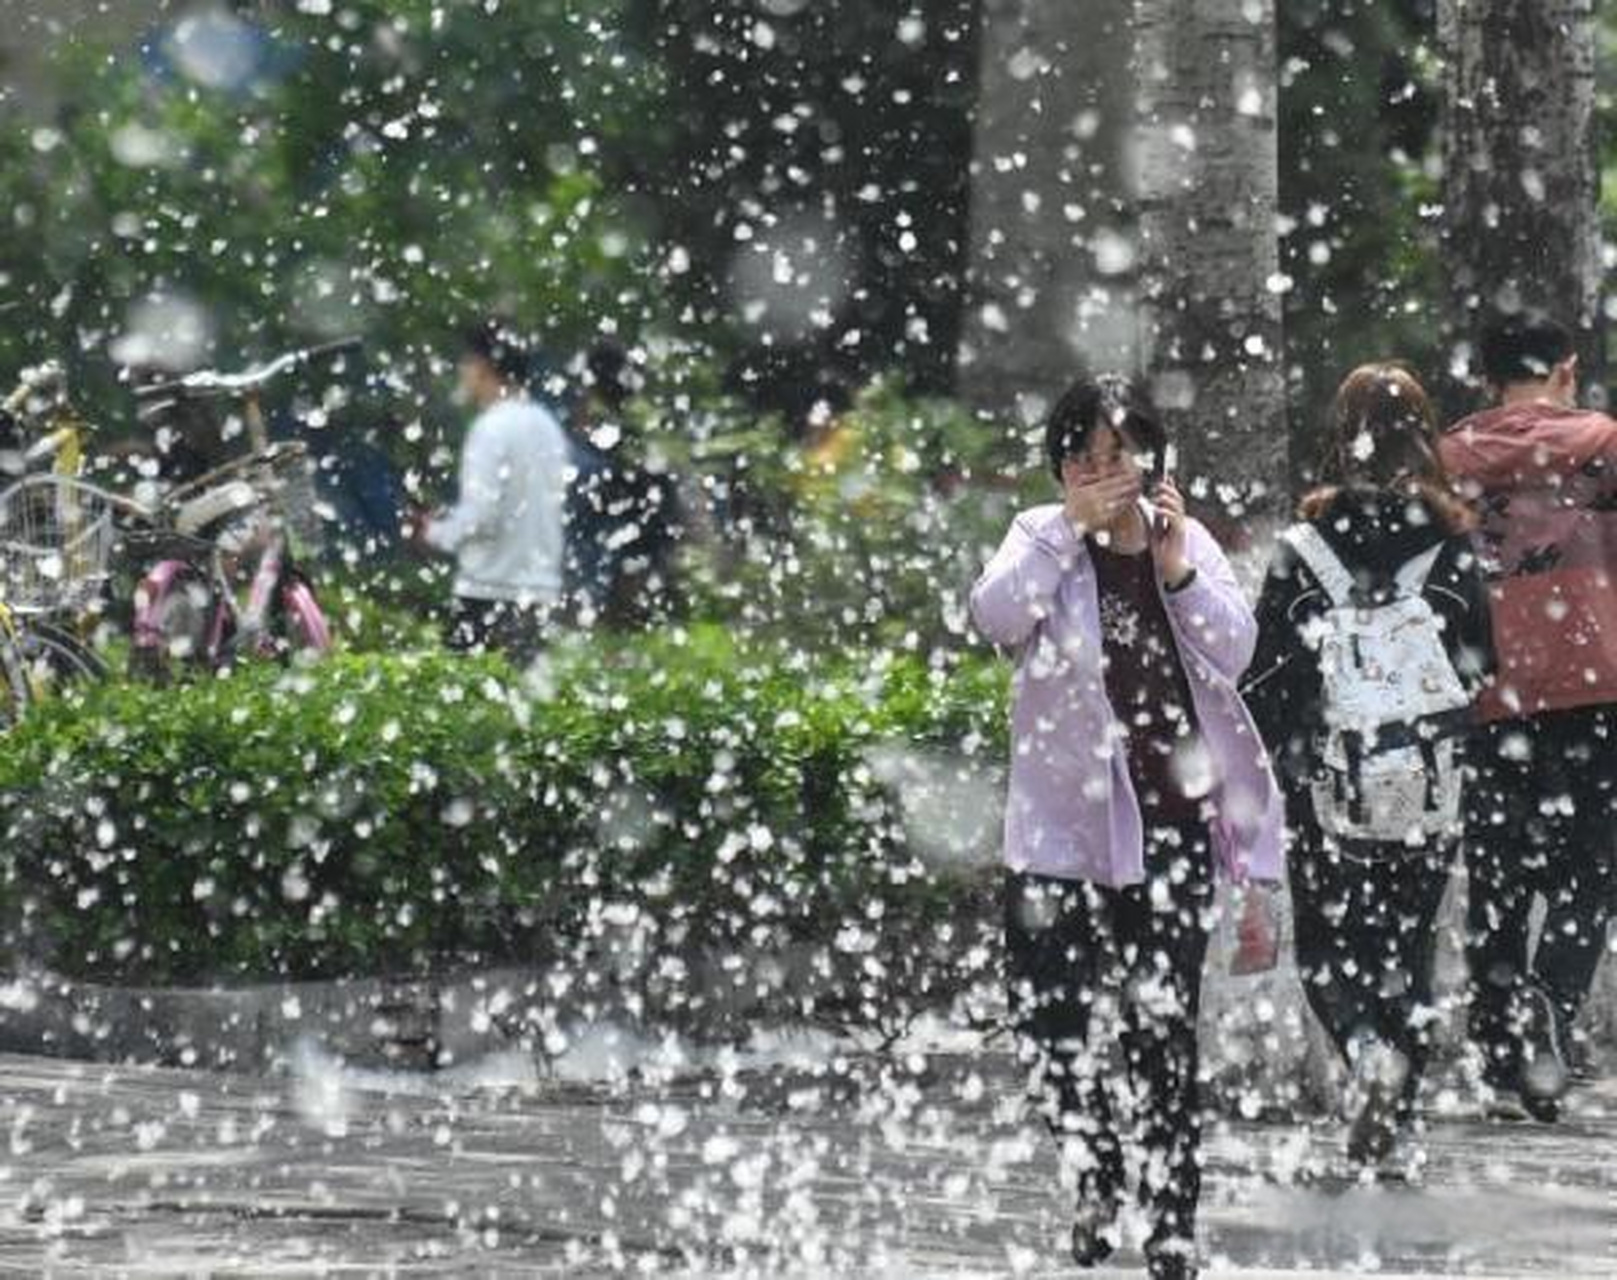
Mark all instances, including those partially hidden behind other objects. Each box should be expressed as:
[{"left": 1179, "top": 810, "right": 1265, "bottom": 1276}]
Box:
[
  {"left": 1516, "top": 986, "right": 1568, "bottom": 1120},
  {"left": 1345, "top": 1035, "right": 1409, "bottom": 1166},
  {"left": 1069, "top": 1197, "right": 1119, "bottom": 1267},
  {"left": 1146, "top": 1239, "right": 1199, "bottom": 1279}
]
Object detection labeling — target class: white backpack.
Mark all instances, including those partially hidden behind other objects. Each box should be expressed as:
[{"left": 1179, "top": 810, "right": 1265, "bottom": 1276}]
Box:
[{"left": 1282, "top": 524, "right": 1472, "bottom": 852}]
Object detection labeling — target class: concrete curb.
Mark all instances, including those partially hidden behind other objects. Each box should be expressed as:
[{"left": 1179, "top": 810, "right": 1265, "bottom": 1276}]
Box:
[
  {"left": 2, "top": 867, "right": 1610, "bottom": 1099},
  {"left": 0, "top": 969, "right": 443, "bottom": 1072}
]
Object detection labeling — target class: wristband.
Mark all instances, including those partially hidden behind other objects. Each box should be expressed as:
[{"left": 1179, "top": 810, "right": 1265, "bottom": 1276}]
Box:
[{"left": 1164, "top": 566, "right": 1198, "bottom": 593}]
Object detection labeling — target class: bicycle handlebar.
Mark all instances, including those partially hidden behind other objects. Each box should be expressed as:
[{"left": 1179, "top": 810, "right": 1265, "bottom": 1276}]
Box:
[
  {"left": 2, "top": 362, "right": 67, "bottom": 418},
  {"left": 4, "top": 474, "right": 154, "bottom": 523},
  {"left": 132, "top": 337, "right": 363, "bottom": 403},
  {"left": 22, "top": 429, "right": 71, "bottom": 465}
]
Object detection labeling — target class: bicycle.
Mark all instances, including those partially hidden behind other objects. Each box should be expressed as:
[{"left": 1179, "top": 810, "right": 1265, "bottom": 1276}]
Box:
[
  {"left": 0, "top": 602, "right": 97, "bottom": 732},
  {"left": 0, "top": 364, "right": 108, "bottom": 728},
  {"left": 0, "top": 361, "right": 86, "bottom": 482},
  {"left": 125, "top": 339, "right": 358, "bottom": 678},
  {"left": 0, "top": 473, "right": 119, "bottom": 728}
]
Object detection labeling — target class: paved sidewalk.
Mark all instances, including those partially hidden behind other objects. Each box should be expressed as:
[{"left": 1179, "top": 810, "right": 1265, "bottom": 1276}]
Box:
[{"left": 2, "top": 1050, "right": 1614, "bottom": 1277}]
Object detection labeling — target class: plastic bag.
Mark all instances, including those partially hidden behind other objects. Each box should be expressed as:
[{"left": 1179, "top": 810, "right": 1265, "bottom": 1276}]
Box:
[{"left": 1230, "top": 885, "right": 1280, "bottom": 976}]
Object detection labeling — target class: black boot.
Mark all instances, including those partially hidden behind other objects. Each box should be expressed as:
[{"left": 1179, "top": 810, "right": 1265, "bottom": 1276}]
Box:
[
  {"left": 1345, "top": 1033, "right": 1410, "bottom": 1166},
  {"left": 1069, "top": 1171, "right": 1122, "bottom": 1268},
  {"left": 1146, "top": 1239, "right": 1199, "bottom": 1279},
  {"left": 1516, "top": 985, "right": 1568, "bottom": 1122}
]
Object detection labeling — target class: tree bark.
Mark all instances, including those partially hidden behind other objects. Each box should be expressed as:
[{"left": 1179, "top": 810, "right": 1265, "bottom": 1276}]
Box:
[
  {"left": 959, "top": 0, "right": 1138, "bottom": 426},
  {"left": 1440, "top": 0, "right": 1604, "bottom": 397},
  {"left": 1132, "top": 0, "right": 1286, "bottom": 517}
]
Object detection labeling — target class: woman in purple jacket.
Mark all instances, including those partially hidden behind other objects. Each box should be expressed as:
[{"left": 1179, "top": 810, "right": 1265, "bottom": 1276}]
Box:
[{"left": 970, "top": 375, "right": 1283, "bottom": 1280}]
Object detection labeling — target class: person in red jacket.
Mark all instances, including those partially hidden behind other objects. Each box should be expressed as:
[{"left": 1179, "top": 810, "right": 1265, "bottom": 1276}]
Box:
[{"left": 1440, "top": 312, "right": 1617, "bottom": 1118}]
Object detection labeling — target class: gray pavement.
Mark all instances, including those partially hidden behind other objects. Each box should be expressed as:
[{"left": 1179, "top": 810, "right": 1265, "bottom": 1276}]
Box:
[{"left": 2, "top": 1050, "right": 1614, "bottom": 1278}]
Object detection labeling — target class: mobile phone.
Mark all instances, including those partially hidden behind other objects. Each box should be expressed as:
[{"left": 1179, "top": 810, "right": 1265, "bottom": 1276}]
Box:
[{"left": 1152, "top": 444, "right": 1177, "bottom": 539}]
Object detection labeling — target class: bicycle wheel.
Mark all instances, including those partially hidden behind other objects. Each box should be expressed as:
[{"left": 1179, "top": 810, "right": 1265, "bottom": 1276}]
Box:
[
  {"left": 0, "top": 620, "right": 29, "bottom": 731},
  {"left": 130, "top": 560, "right": 216, "bottom": 682},
  {"left": 18, "top": 620, "right": 106, "bottom": 698},
  {"left": 278, "top": 574, "right": 331, "bottom": 655}
]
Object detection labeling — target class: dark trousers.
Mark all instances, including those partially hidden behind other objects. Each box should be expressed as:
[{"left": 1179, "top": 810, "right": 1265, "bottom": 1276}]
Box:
[
  {"left": 1288, "top": 820, "right": 1453, "bottom": 1109},
  {"left": 445, "top": 596, "right": 550, "bottom": 667},
  {"left": 1465, "top": 706, "right": 1616, "bottom": 1073},
  {"left": 1004, "top": 823, "right": 1213, "bottom": 1256}
]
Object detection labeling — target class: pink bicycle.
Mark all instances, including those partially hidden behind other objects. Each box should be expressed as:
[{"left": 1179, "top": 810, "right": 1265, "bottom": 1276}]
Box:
[
  {"left": 124, "top": 341, "right": 355, "bottom": 677},
  {"left": 127, "top": 442, "right": 330, "bottom": 677}
]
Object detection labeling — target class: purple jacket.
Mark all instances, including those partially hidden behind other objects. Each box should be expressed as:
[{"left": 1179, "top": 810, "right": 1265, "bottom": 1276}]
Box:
[{"left": 970, "top": 503, "right": 1284, "bottom": 887}]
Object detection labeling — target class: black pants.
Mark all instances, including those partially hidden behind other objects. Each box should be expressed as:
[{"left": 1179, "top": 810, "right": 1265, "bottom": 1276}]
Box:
[
  {"left": 1004, "top": 823, "right": 1213, "bottom": 1257},
  {"left": 1288, "top": 820, "right": 1452, "bottom": 1109},
  {"left": 1465, "top": 706, "right": 1616, "bottom": 1074},
  {"left": 445, "top": 596, "right": 550, "bottom": 667}
]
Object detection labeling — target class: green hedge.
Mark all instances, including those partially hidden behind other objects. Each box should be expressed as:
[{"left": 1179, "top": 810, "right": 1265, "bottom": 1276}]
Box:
[{"left": 0, "top": 628, "right": 1009, "bottom": 992}]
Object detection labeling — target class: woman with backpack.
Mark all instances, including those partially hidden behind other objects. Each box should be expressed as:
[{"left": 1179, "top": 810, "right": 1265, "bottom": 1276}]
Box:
[
  {"left": 1243, "top": 364, "right": 1494, "bottom": 1167},
  {"left": 971, "top": 375, "right": 1283, "bottom": 1280}
]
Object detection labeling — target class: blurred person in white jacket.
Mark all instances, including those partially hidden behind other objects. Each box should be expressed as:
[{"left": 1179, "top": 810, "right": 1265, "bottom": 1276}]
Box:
[{"left": 420, "top": 319, "right": 570, "bottom": 664}]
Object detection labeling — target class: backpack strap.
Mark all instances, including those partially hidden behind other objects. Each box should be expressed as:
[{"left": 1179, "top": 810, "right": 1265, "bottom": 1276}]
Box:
[
  {"left": 1394, "top": 543, "right": 1446, "bottom": 598},
  {"left": 1281, "top": 523, "right": 1356, "bottom": 607}
]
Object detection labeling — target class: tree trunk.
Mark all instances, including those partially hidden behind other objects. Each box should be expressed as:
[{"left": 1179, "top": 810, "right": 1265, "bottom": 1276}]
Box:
[
  {"left": 1440, "top": 0, "right": 1604, "bottom": 398},
  {"left": 1132, "top": 0, "right": 1286, "bottom": 519},
  {"left": 959, "top": 0, "right": 1138, "bottom": 426}
]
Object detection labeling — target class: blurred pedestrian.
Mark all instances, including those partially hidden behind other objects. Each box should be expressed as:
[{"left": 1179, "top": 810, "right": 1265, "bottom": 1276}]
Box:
[
  {"left": 1440, "top": 312, "right": 1617, "bottom": 1113},
  {"left": 417, "top": 319, "right": 570, "bottom": 665},
  {"left": 971, "top": 374, "right": 1283, "bottom": 1280},
  {"left": 563, "top": 338, "right": 684, "bottom": 628}
]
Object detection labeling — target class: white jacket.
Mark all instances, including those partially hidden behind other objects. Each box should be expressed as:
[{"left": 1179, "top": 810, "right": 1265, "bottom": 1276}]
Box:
[{"left": 427, "top": 396, "right": 569, "bottom": 603}]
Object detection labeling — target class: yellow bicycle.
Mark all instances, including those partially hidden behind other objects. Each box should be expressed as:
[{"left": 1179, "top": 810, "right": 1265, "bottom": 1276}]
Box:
[
  {"left": 0, "top": 364, "right": 108, "bottom": 729},
  {"left": 0, "top": 601, "right": 28, "bottom": 729},
  {"left": 0, "top": 598, "right": 106, "bottom": 731}
]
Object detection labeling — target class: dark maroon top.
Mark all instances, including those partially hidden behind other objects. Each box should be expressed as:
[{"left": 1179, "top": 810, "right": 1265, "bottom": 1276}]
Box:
[{"left": 1087, "top": 537, "right": 1204, "bottom": 832}]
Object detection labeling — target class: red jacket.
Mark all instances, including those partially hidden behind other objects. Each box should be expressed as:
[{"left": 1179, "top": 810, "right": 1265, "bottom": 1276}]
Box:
[{"left": 1440, "top": 403, "right": 1617, "bottom": 721}]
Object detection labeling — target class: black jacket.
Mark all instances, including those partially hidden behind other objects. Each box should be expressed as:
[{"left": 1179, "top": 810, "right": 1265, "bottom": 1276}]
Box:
[{"left": 1241, "top": 487, "right": 1496, "bottom": 791}]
